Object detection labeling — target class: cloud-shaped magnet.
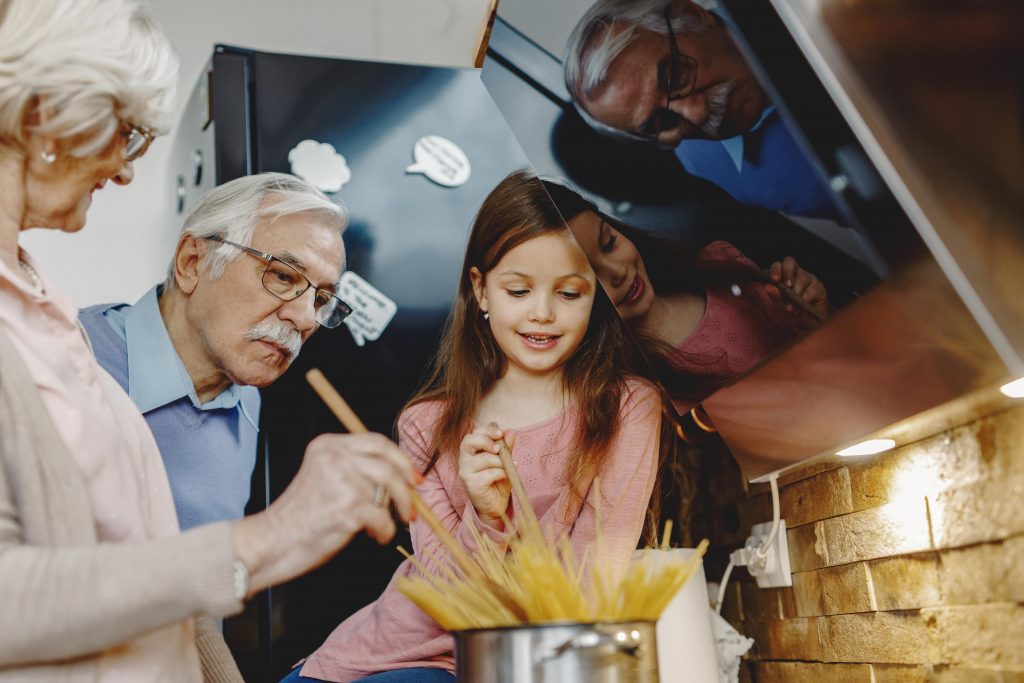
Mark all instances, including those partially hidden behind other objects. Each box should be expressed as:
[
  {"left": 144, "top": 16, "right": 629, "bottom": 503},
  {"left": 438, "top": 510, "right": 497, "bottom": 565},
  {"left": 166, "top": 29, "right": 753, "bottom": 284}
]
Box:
[{"left": 288, "top": 139, "right": 352, "bottom": 193}]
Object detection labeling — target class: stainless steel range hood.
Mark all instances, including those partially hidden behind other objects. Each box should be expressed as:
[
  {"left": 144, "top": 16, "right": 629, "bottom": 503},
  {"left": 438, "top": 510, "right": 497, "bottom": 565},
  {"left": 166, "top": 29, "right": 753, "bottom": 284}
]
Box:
[{"left": 758, "top": 0, "right": 1024, "bottom": 373}]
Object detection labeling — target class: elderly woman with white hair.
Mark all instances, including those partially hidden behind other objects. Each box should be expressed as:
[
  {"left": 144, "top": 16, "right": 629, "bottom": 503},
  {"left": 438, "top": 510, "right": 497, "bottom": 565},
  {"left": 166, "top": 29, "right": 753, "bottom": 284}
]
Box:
[{"left": 0, "top": 1, "right": 418, "bottom": 681}]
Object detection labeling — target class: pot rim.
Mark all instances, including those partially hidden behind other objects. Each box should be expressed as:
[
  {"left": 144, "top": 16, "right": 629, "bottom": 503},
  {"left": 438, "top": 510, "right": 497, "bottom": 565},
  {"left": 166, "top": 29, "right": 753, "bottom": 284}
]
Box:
[{"left": 454, "top": 619, "right": 658, "bottom": 635}]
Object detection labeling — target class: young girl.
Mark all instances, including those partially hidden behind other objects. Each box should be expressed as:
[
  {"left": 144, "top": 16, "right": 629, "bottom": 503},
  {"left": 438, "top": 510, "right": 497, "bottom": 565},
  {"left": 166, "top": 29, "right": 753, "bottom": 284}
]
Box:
[
  {"left": 541, "top": 180, "right": 829, "bottom": 418},
  {"left": 285, "top": 171, "right": 664, "bottom": 683}
]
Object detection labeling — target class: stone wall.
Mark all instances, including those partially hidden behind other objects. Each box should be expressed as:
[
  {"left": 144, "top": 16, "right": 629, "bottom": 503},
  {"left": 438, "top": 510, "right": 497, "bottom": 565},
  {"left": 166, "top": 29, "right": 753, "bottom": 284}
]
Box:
[{"left": 706, "top": 403, "right": 1024, "bottom": 681}]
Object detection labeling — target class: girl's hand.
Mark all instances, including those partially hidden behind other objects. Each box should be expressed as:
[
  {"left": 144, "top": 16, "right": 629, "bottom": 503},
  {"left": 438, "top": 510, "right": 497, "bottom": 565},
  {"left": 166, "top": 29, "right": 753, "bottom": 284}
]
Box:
[
  {"left": 768, "top": 256, "right": 829, "bottom": 324},
  {"left": 458, "top": 425, "right": 515, "bottom": 530}
]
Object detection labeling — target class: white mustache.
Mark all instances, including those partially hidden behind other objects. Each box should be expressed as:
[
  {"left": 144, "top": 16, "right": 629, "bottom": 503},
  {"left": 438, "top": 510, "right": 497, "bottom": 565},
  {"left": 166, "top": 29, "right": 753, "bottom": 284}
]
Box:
[
  {"left": 246, "top": 319, "right": 302, "bottom": 360},
  {"left": 701, "top": 80, "right": 736, "bottom": 138}
]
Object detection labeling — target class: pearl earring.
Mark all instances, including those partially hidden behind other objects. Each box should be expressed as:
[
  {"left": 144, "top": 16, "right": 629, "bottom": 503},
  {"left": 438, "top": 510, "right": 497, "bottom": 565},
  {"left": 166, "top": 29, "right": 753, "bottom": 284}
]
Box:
[
  {"left": 483, "top": 312, "right": 489, "bottom": 320},
  {"left": 41, "top": 150, "right": 56, "bottom": 164}
]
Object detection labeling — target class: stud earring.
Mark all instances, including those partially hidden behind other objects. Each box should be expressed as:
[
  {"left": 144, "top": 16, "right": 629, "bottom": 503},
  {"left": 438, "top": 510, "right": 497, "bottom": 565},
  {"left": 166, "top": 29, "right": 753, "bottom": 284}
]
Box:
[
  {"left": 483, "top": 312, "right": 489, "bottom": 320},
  {"left": 41, "top": 150, "right": 56, "bottom": 164}
]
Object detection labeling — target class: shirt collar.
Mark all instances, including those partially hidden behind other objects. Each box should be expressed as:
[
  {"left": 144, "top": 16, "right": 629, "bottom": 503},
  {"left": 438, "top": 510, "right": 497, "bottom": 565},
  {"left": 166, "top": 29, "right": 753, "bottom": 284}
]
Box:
[
  {"left": 718, "top": 105, "right": 776, "bottom": 172},
  {"left": 124, "top": 285, "right": 257, "bottom": 429}
]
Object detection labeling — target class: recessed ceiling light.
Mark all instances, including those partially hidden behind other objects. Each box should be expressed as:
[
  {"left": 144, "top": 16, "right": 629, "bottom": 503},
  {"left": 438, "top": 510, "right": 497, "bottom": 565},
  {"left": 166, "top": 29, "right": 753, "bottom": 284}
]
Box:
[
  {"left": 836, "top": 438, "right": 896, "bottom": 457},
  {"left": 1000, "top": 377, "right": 1024, "bottom": 398}
]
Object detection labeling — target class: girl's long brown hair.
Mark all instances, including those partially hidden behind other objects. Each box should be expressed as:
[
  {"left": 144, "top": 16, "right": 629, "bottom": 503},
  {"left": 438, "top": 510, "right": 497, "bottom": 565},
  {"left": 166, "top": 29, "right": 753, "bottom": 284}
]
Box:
[{"left": 405, "top": 170, "right": 661, "bottom": 535}]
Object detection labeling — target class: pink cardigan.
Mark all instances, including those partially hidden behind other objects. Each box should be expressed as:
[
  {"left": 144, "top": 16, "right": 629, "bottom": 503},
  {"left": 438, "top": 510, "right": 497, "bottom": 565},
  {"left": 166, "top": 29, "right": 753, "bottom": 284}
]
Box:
[{"left": 300, "top": 379, "right": 661, "bottom": 681}]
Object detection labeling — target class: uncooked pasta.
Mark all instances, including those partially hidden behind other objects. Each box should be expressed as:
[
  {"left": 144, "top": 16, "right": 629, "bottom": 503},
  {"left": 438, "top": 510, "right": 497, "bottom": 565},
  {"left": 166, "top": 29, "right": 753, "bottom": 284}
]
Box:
[{"left": 396, "top": 435, "right": 709, "bottom": 629}]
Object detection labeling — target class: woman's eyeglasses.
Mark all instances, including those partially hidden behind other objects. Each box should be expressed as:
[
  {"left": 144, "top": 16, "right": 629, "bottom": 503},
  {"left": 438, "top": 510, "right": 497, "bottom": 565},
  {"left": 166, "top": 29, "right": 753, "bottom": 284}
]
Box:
[{"left": 121, "top": 122, "right": 155, "bottom": 161}]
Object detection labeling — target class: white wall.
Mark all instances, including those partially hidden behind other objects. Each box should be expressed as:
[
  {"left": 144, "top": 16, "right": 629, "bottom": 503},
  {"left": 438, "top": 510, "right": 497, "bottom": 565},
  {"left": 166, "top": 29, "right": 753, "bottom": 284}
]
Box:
[{"left": 22, "top": 0, "right": 492, "bottom": 306}]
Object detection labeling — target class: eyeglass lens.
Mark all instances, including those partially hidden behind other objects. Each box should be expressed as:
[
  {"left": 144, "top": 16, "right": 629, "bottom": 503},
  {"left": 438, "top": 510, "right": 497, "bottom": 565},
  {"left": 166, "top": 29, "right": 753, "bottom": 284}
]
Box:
[
  {"left": 641, "top": 10, "right": 700, "bottom": 138},
  {"left": 261, "top": 259, "right": 351, "bottom": 328},
  {"left": 125, "top": 129, "right": 149, "bottom": 160},
  {"left": 662, "top": 10, "right": 697, "bottom": 99},
  {"left": 664, "top": 56, "right": 697, "bottom": 98}
]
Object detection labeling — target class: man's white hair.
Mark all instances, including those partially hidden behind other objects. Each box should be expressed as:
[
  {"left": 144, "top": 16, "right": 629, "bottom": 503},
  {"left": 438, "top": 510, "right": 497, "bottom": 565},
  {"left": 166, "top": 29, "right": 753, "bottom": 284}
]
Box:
[
  {"left": 0, "top": 0, "right": 178, "bottom": 158},
  {"left": 564, "top": 0, "right": 709, "bottom": 141},
  {"left": 166, "top": 173, "right": 349, "bottom": 290}
]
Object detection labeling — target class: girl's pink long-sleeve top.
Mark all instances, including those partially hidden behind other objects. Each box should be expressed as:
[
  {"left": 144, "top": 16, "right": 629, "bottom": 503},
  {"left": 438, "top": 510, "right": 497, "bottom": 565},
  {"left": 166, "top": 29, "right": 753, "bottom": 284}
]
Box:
[{"left": 300, "top": 378, "right": 661, "bottom": 682}]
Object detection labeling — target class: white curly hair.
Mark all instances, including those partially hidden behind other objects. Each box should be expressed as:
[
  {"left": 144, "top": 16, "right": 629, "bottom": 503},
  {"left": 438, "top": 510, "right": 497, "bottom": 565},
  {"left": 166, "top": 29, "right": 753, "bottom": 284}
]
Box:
[{"left": 0, "top": 0, "right": 178, "bottom": 158}]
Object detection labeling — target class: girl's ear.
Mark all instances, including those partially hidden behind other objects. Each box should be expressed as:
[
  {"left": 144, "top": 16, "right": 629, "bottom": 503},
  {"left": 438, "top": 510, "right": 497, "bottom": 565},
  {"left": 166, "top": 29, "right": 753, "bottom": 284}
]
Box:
[{"left": 469, "top": 266, "right": 488, "bottom": 314}]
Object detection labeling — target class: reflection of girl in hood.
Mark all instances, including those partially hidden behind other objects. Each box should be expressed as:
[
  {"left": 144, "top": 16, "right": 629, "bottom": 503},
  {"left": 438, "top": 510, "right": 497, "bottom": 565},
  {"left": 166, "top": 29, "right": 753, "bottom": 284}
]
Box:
[{"left": 540, "top": 179, "right": 829, "bottom": 414}]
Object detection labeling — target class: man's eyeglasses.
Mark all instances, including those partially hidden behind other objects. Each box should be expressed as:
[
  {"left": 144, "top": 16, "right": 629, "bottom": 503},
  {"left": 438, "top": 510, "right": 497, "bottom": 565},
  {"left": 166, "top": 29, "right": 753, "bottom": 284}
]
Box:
[
  {"left": 639, "top": 6, "right": 699, "bottom": 139},
  {"left": 121, "top": 122, "right": 156, "bottom": 161},
  {"left": 203, "top": 235, "right": 353, "bottom": 329}
]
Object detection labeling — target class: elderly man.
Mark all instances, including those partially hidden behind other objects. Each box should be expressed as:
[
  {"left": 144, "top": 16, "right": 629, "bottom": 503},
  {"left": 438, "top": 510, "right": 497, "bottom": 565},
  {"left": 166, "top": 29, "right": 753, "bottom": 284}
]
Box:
[
  {"left": 80, "top": 172, "right": 350, "bottom": 529},
  {"left": 565, "top": 0, "right": 841, "bottom": 221}
]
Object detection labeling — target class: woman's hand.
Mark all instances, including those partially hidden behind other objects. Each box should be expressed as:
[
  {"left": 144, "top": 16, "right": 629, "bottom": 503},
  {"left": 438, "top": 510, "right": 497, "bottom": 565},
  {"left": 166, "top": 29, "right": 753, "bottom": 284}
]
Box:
[
  {"left": 231, "top": 432, "right": 419, "bottom": 597},
  {"left": 458, "top": 425, "right": 515, "bottom": 530},
  {"left": 768, "top": 256, "right": 829, "bottom": 324}
]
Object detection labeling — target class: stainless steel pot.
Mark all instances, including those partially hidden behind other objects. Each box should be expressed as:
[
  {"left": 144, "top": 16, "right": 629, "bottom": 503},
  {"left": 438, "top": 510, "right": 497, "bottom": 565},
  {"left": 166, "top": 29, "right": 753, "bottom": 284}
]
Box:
[{"left": 454, "top": 621, "right": 659, "bottom": 683}]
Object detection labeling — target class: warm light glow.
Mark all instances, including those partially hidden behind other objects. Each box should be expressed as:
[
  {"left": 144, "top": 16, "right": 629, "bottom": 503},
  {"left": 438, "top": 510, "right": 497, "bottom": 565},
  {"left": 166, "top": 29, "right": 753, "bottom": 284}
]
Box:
[
  {"left": 836, "top": 438, "right": 897, "bottom": 457},
  {"left": 1000, "top": 377, "right": 1024, "bottom": 398}
]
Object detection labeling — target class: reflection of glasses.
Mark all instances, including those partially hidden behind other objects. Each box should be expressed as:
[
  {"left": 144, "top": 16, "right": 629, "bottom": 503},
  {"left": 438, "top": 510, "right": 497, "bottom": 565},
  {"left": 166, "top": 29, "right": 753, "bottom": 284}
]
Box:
[
  {"left": 121, "top": 122, "right": 156, "bottom": 161},
  {"left": 203, "top": 235, "right": 353, "bottom": 329},
  {"left": 639, "top": 6, "right": 699, "bottom": 139}
]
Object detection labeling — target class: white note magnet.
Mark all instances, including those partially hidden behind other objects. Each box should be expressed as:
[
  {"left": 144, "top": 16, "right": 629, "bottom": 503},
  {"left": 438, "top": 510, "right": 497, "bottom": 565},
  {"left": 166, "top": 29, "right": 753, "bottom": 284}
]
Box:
[
  {"left": 339, "top": 271, "right": 397, "bottom": 347},
  {"left": 405, "top": 135, "right": 471, "bottom": 188}
]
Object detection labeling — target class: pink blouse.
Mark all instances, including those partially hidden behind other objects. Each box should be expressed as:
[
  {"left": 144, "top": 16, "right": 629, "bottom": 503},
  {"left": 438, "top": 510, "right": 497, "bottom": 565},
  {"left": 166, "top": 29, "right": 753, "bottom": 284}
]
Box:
[
  {"left": 667, "top": 240, "right": 802, "bottom": 414},
  {"left": 0, "top": 250, "right": 201, "bottom": 682},
  {"left": 300, "top": 379, "right": 661, "bottom": 682}
]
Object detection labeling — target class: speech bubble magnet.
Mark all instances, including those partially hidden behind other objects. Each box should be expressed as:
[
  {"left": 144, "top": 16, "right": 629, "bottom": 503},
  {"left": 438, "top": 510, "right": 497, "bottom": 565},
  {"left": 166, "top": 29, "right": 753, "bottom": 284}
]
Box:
[
  {"left": 405, "top": 135, "right": 471, "bottom": 188},
  {"left": 339, "top": 271, "right": 398, "bottom": 347}
]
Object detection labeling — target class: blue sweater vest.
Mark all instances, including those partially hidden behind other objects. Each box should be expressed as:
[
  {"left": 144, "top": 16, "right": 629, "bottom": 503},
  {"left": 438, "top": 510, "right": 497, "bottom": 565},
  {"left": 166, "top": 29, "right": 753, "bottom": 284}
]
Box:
[{"left": 79, "top": 305, "right": 260, "bottom": 530}]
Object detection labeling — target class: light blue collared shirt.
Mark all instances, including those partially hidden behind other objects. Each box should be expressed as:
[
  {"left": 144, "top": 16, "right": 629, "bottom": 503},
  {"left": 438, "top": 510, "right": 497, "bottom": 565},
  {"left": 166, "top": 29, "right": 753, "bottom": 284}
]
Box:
[
  {"left": 81, "top": 285, "right": 261, "bottom": 530},
  {"left": 101, "top": 285, "right": 258, "bottom": 429},
  {"left": 718, "top": 105, "right": 776, "bottom": 172}
]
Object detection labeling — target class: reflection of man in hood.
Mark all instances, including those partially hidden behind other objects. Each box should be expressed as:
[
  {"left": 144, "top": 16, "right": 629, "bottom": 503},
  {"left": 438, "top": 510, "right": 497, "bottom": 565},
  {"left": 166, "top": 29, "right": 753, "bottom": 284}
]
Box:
[{"left": 565, "top": 0, "right": 842, "bottom": 221}]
